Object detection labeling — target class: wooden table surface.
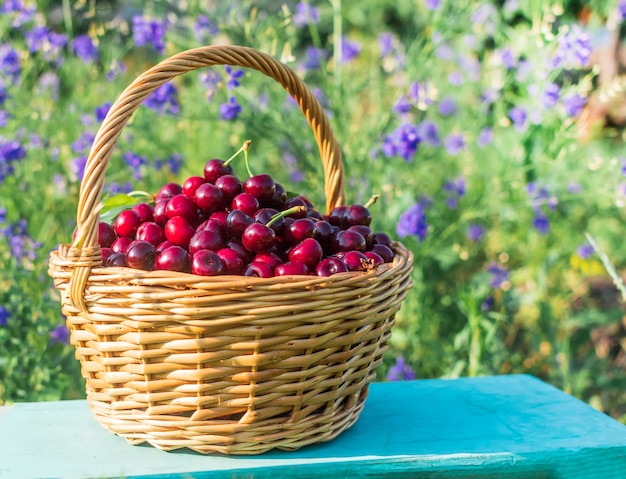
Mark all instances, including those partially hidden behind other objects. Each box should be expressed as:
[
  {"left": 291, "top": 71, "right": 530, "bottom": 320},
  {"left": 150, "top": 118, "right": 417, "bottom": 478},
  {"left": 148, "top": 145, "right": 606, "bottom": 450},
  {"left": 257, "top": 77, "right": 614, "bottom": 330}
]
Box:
[{"left": 1, "top": 374, "right": 626, "bottom": 478}]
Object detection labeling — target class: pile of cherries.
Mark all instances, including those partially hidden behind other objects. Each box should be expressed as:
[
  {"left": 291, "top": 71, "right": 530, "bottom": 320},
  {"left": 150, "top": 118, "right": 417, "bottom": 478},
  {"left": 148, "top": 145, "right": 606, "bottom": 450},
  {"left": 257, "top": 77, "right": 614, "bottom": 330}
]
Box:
[{"left": 97, "top": 156, "right": 396, "bottom": 277}]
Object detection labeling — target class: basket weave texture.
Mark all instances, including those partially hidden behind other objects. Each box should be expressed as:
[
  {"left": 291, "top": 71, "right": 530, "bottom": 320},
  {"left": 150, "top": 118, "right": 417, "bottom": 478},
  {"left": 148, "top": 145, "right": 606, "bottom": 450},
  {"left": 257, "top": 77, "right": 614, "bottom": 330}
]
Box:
[{"left": 48, "top": 45, "right": 414, "bottom": 455}]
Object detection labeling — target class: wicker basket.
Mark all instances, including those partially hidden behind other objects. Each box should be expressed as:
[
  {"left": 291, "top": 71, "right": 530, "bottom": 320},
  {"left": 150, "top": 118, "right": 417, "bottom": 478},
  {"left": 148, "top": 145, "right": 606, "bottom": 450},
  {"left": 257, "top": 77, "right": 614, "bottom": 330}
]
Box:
[{"left": 48, "top": 45, "right": 414, "bottom": 455}]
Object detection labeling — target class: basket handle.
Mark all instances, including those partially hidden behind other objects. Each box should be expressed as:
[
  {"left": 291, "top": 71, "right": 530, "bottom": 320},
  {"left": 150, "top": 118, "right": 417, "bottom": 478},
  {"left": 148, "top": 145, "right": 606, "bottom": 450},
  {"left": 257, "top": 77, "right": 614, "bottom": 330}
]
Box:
[{"left": 75, "top": 45, "right": 345, "bottom": 252}]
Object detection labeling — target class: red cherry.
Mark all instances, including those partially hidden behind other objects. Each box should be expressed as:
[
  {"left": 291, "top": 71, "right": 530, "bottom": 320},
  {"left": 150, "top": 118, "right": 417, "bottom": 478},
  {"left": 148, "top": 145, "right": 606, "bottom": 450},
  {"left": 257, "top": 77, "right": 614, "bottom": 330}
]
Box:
[
  {"left": 226, "top": 209, "right": 254, "bottom": 238},
  {"left": 101, "top": 247, "right": 114, "bottom": 264},
  {"left": 156, "top": 182, "right": 182, "bottom": 202},
  {"left": 182, "top": 176, "right": 206, "bottom": 198},
  {"left": 153, "top": 199, "right": 169, "bottom": 226},
  {"left": 370, "top": 244, "right": 394, "bottom": 263},
  {"left": 164, "top": 216, "right": 195, "bottom": 248},
  {"left": 315, "top": 257, "right": 348, "bottom": 276},
  {"left": 111, "top": 236, "right": 132, "bottom": 253},
  {"left": 275, "top": 261, "right": 309, "bottom": 276},
  {"left": 155, "top": 245, "right": 191, "bottom": 272},
  {"left": 243, "top": 174, "right": 276, "bottom": 203},
  {"left": 284, "top": 218, "right": 316, "bottom": 245},
  {"left": 210, "top": 211, "right": 228, "bottom": 225},
  {"left": 348, "top": 225, "right": 373, "bottom": 248},
  {"left": 189, "top": 229, "right": 224, "bottom": 255},
  {"left": 283, "top": 197, "right": 308, "bottom": 218},
  {"left": 203, "top": 158, "right": 233, "bottom": 183},
  {"left": 231, "top": 192, "right": 259, "bottom": 217},
  {"left": 288, "top": 238, "right": 323, "bottom": 269},
  {"left": 342, "top": 204, "right": 372, "bottom": 227},
  {"left": 364, "top": 251, "right": 384, "bottom": 267},
  {"left": 193, "top": 183, "right": 224, "bottom": 214},
  {"left": 197, "top": 218, "right": 227, "bottom": 240},
  {"left": 242, "top": 223, "right": 276, "bottom": 253},
  {"left": 343, "top": 250, "right": 369, "bottom": 271},
  {"left": 331, "top": 230, "right": 366, "bottom": 253},
  {"left": 98, "top": 222, "right": 117, "bottom": 248},
  {"left": 328, "top": 206, "right": 347, "bottom": 226},
  {"left": 215, "top": 174, "right": 243, "bottom": 203},
  {"left": 253, "top": 252, "right": 283, "bottom": 269},
  {"left": 216, "top": 248, "right": 244, "bottom": 275},
  {"left": 114, "top": 209, "right": 142, "bottom": 238},
  {"left": 192, "top": 249, "right": 224, "bottom": 276},
  {"left": 156, "top": 240, "right": 175, "bottom": 252},
  {"left": 243, "top": 261, "right": 274, "bottom": 278},
  {"left": 372, "top": 232, "right": 393, "bottom": 247},
  {"left": 131, "top": 203, "right": 154, "bottom": 223},
  {"left": 105, "top": 251, "right": 127, "bottom": 267},
  {"left": 136, "top": 222, "right": 166, "bottom": 247},
  {"left": 126, "top": 240, "right": 156, "bottom": 270},
  {"left": 166, "top": 194, "right": 198, "bottom": 222}
]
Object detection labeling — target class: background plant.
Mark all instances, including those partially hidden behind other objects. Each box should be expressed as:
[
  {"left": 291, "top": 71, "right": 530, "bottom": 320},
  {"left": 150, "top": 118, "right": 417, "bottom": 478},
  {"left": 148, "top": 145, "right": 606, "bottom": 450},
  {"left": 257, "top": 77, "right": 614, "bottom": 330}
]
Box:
[{"left": 1, "top": 0, "right": 626, "bottom": 422}]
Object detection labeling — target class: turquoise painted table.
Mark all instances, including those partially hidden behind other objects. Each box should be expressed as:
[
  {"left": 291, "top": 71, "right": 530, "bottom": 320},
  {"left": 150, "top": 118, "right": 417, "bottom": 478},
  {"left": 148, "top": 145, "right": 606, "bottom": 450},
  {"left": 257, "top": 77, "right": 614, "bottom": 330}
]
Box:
[{"left": 1, "top": 374, "right": 626, "bottom": 478}]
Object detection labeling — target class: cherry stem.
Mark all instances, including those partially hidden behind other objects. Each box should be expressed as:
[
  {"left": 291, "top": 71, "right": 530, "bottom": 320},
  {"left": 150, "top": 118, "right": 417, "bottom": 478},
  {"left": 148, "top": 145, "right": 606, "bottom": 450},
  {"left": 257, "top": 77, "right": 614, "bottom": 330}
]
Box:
[
  {"left": 266, "top": 206, "right": 307, "bottom": 227},
  {"left": 224, "top": 140, "right": 251, "bottom": 166},
  {"left": 243, "top": 140, "right": 254, "bottom": 178},
  {"left": 364, "top": 194, "right": 380, "bottom": 209}
]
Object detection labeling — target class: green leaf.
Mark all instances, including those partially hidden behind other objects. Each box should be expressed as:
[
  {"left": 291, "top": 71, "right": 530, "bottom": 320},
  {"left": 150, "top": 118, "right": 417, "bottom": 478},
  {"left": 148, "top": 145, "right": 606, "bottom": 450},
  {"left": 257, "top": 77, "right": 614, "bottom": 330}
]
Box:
[{"left": 99, "top": 192, "right": 151, "bottom": 223}]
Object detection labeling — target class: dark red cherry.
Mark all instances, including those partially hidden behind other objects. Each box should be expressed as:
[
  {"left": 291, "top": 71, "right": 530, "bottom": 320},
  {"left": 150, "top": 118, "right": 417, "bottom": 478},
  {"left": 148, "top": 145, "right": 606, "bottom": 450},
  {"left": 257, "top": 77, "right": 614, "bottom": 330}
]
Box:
[
  {"left": 268, "top": 182, "right": 287, "bottom": 209},
  {"left": 372, "top": 232, "right": 393, "bottom": 247},
  {"left": 343, "top": 250, "right": 369, "bottom": 271},
  {"left": 192, "top": 249, "right": 224, "bottom": 276},
  {"left": 203, "top": 158, "right": 233, "bottom": 183},
  {"left": 131, "top": 203, "right": 154, "bottom": 223},
  {"left": 182, "top": 176, "right": 206, "bottom": 198},
  {"left": 166, "top": 194, "right": 198, "bottom": 222},
  {"left": 364, "top": 251, "right": 384, "bottom": 267},
  {"left": 156, "top": 182, "right": 182, "bottom": 202},
  {"left": 328, "top": 205, "right": 347, "bottom": 227},
  {"left": 343, "top": 204, "right": 372, "bottom": 227},
  {"left": 189, "top": 229, "right": 224, "bottom": 255},
  {"left": 243, "top": 261, "right": 274, "bottom": 278},
  {"left": 315, "top": 257, "right": 348, "bottom": 277},
  {"left": 283, "top": 197, "right": 308, "bottom": 218},
  {"left": 197, "top": 218, "right": 227, "bottom": 240},
  {"left": 253, "top": 252, "right": 283, "bottom": 269},
  {"left": 126, "top": 240, "right": 156, "bottom": 270},
  {"left": 164, "top": 216, "right": 195, "bottom": 248},
  {"left": 98, "top": 222, "right": 117, "bottom": 248},
  {"left": 136, "top": 222, "right": 166, "bottom": 247},
  {"left": 156, "top": 240, "right": 175, "bottom": 253},
  {"left": 331, "top": 230, "right": 366, "bottom": 253},
  {"left": 284, "top": 218, "right": 316, "bottom": 245},
  {"left": 216, "top": 248, "right": 244, "bottom": 275},
  {"left": 274, "top": 261, "right": 310, "bottom": 276},
  {"left": 194, "top": 183, "right": 224, "bottom": 214},
  {"left": 254, "top": 208, "right": 283, "bottom": 233},
  {"left": 210, "top": 211, "right": 228, "bottom": 225},
  {"left": 111, "top": 236, "right": 132, "bottom": 253},
  {"left": 288, "top": 238, "right": 323, "bottom": 269},
  {"left": 101, "top": 247, "right": 114, "bottom": 264},
  {"left": 215, "top": 174, "right": 243, "bottom": 203},
  {"left": 242, "top": 223, "right": 275, "bottom": 253},
  {"left": 348, "top": 225, "right": 373, "bottom": 248},
  {"left": 105, "top": 251, "right": 127, "bottom": 267},
  {"left": 243, "top": 174, "right": 276, "bottom": 203},
  {"left": 370, "top": 244, "right": 394, "bottom": 263},
  {"left": 114, "top": 209, "right": 142, "bottom": 238},
  {"left": 152, "top": 199, "right": 169, "bottom": 226},
  {"left": 231, "top": 193, "right": 259, "bottom": 216},
  {"left": 155, "top": 245, "right": 191, "bottom": 273},
  {"left": 226, "top": 209, "right": 254, "bottom": 238}
]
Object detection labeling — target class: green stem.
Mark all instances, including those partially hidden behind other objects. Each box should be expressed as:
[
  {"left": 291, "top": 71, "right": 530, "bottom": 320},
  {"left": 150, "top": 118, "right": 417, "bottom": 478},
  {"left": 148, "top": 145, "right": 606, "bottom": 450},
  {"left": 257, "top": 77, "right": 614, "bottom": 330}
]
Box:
[
  {"left": 364, "top": 194, "right": 380, "bottom": 209},
  {"left": 266, "top": 206, "right": 307, "bottom": 227},
  {"left": 225, "top": 140, "right": 251, "bottom": 166},
  {"left": 243, "top": 141, "right": 254, "bottom": 178}
]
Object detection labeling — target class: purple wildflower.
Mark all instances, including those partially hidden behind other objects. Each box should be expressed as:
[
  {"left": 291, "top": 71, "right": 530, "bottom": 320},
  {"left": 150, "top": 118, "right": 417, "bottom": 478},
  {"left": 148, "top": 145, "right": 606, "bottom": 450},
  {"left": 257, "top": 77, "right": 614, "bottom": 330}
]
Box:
[
  {"left": 0, "top": 137, "right": 26, "bottom": 185},
  {"left": 0, "top": 81, "right": 6, "bottom": 105},
  {"left": 467, "top": 224, "right": 485, "bottom": 242},
  {"left": 443, "top": 176, "right": 466, "bottom": 209},
  {"left": 341, "top": 37, "right": 361, "bottom": 63},
  {"left": 542, "top": 83, "right": 560, "bottom": 108},
  {"left": 393, "top": 96, "right": 412, "bottom": 115},
  {"left": 122, "top": 151, "right": 146, "bottom": 180},
  {"left": 577, "top": 242, "right": 594, "bottom": 259},
  {"left": 509, "top": 106, "right": 527, "bottom": 130},
  {"left": 438, "top": 98, "right": 457, "bottom": 116},
  {"left": 49, "top": 323, "right": 69, "bottom": 345},
  {"left": 301, "top": 46, "right": 327, "bottom": 71},
  {"left": 500, "top": 47, "right": 517, "bottom": 69},
  {"left": 435, "top": 43, "right": 455, "bottom": 61},
  {"left": 444, "top": 133, "right": 465, "bottom": 155},
  {"left": 482, "top": 295, "right": 494, "bottom": 312},
  {"left": 379, "top": 32, "right": 394, "bottom": 58},
  {"left": 487, "top": 263, "right": 509, "bottom": 289},
  {"left": 71, "top": 132, "right": 95, "bottom": 153},
  {"left": 0, "top": 111, "right": 7, "bottom": 127},
  {"left": 387, "top": 356, "right": 416, "bottom": 381},
  {"left": 620, "top": 0, "right": 626, "bottom": 20},
  {"left": 448, "top": 71, "right": 463, "bottom": 86},
  {"left": 533, "top": 211, "right": 550, "bottom": 235},
  {"left": 0, "top": 44, "right": 21, "bottom": 80},
  {"left": 1, "top": 218, "right": 42, "bottom": 264},
  {"left": 106, "top": 181, "right": 133, "bottom": 195},
  {"left": 477, "top": 127, "right": 493, "bottom": 147},
  {"left": 145, "top": 83, "right": 179, "bottom": 115},
  {"left": 293, "top": 2, "right": 320, "bottom": 27},
  {"left": 94, "top": 102, "right": 111, "bottom": 122},
  {"left": 225, "top": 65, "right": 244, "bottom": 89},
  {"left": 0, "top": 306, "right": 8, "bottom": 326},
  {"left": 282, "top": 151, "right": 305, "bottom": 183},
  {"left": 563, "top": 93, "right": 586, "bottom": 117},
  {"left": 219, "top": 96, "right": 242, "bottom": 121},
  {"left": 132, "top": 16, "right": 167, "bottom": 54},
  {"left": 417, "top": 121, "right": 440, "bottom": 146},
  {"left": 199, "top": 70, "right": 222, "bottom": 101},
  {"left": 106, "top": 59, "right": 126, "bottom": 82},
  {"left": 396, "top": 202, "right": 428, "bottom": 240},
  {"left": 165, "top": 153, "right": 183, "bottom": 175},
  {"left": 425, "top": 0, "right": 440, "bottom": 11},
  {"left": 25, "top": 26, "right": 67, "bottom": 64},
  {"left": 381, "top": 123, "right": 421, "bottom": 162},
  {"left": 553, "top": 24, "right": 591, "bottom": 69},
  {"left": 72, "top": 34, "right": 99, "bottom": 63},
  {"left": 38, "top": 71, "right": 60, "bottom": 100},
  {"left": 194, "top": 15, "right": 218, "bottom": 43},
  {"left": 70, "top": 156, "right": 87, "bottom": 182}
]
